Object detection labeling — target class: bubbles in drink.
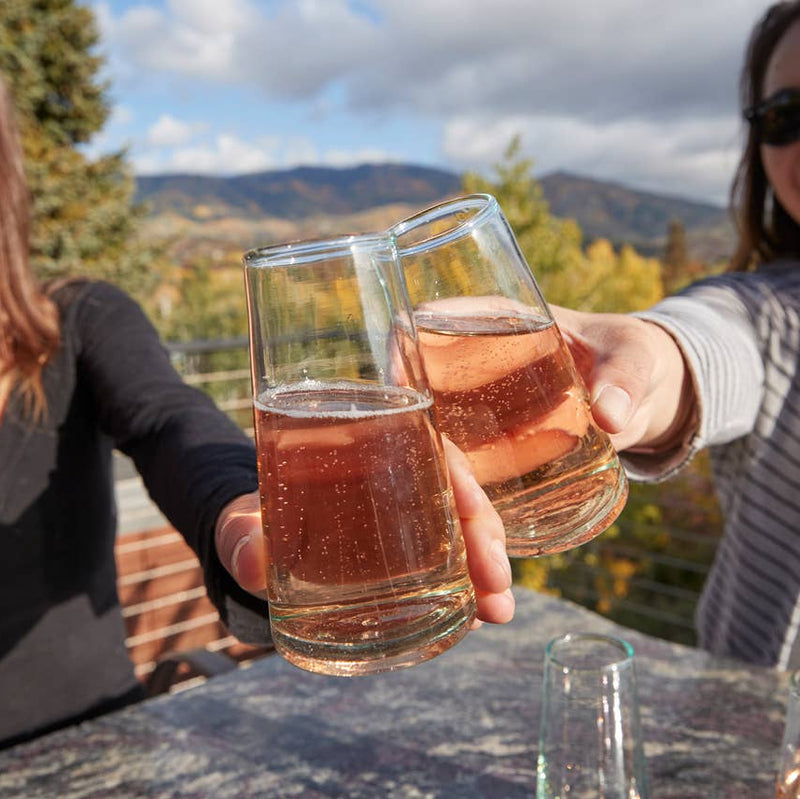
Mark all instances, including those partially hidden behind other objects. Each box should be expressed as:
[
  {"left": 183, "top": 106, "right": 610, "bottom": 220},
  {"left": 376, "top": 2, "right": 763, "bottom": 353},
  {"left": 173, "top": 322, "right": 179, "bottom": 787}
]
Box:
[
  {"left": 415, "top": 307, "right": 628, "bottom": 556},
  {"left": 254, "top": 381, "right": 475, "bottom": 674}
]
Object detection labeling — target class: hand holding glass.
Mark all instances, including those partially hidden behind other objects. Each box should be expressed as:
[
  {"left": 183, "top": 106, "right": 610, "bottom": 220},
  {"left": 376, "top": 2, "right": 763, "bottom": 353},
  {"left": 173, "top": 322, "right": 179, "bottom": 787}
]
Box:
[
  {"left": 391, "top": 195, "right": 628, "bottom": 557},
  {"left": 243, "top": 234, "right": 476, "bottom": 676}
]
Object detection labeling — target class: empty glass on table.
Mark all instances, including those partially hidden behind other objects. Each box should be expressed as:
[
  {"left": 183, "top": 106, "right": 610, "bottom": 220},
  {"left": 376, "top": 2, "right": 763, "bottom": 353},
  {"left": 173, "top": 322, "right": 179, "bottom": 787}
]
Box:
[
  {"left": 537, "top": 632, "right": 649, "bottom": 799},
  {"left": 778, "top": 670, "right": 800, "bottom": 798}
]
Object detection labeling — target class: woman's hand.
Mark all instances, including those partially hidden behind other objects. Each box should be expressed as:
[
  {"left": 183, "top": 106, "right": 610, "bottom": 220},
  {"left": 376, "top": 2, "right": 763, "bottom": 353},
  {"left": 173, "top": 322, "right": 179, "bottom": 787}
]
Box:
[
  {"left": 550, "top": 305, "right": 695, "bottom": 452},
  {"left": 214, "top": 490, "right": 267, "bottom": 598},
  {"left": 440, "top": 437, "right": 514, "bottom": 626},
  {"left": 214, "top": 439, "right": 515, "bottom": 626}
]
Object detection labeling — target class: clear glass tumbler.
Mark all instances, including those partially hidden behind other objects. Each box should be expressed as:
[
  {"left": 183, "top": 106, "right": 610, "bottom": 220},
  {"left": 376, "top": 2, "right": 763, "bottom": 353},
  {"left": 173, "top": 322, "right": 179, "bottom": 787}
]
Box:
[
  {"left": 243, "top": 233, "right": 476, "bottom": 676},
  {"left": 537, "top": 633, "right": 649, "bottom": 799},
  {"left": 778, "top": 670, "right": 800, "bottom": 798},
  {"left": 391, "top": 194, "right": 628, "bottom": 557}
]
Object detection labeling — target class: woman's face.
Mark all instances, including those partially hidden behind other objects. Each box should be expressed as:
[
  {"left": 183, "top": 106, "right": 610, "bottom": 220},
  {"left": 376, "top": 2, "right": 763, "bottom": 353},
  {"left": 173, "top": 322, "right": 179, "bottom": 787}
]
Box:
[{"left": 761, "top": 18, "right": 800, "bottom": 227}]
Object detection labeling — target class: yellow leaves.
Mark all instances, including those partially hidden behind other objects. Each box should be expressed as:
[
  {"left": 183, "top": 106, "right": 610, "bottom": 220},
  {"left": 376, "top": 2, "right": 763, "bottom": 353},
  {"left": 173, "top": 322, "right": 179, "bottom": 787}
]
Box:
[
  {"left": 608, "top": 557, "right": 638, "bottom": 596},
  {"left": 638, "top": 503, "right": 663, "bottom": 527},
  {"left": 596, "top": 557, "right": 638, "bottom": 614},
  {"left": 192, "top": 204, "right": 215, "bottom": 220},
  {"left": 586, "top": 238, "right": 616, "bottom": 268},
  {"left": 403, "top": 248, "right": 486, "bottom": 306},
  {"left": 541, "top": 237, "right": 663, "bottom": 313},
  {"left": 512, "top": 557, "right": 563, "bottom": 596},
  {"left": 151, "top": 258, "right": 249, "bottom": 342}
]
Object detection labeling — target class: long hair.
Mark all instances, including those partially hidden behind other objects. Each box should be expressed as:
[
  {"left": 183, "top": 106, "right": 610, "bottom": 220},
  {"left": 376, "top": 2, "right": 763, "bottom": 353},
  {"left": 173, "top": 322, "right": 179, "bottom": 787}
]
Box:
[
  {"left": 0, "top": 77, "right": 60, "bottom": 417},
  {"left": 729, "top": 1, "right": 800, "bottom": 271}
]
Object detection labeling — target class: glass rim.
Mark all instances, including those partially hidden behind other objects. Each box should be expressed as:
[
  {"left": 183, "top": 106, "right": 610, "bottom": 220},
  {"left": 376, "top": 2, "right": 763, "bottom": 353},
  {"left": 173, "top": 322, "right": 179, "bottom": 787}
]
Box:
[
  {"left": 243, "top": 231, "right": 394, "bottom": 268},
  {"left": 545, "top": 632, "right": 635, "bottom": 671},
  {"left": 389, "top": 193, "right": 498, "bottom": 255}
]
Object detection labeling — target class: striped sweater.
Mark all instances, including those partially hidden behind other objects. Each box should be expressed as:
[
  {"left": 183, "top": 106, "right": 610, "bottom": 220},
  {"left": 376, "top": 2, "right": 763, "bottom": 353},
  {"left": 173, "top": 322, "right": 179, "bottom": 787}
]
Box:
[{"left": 624, "top": 260, "right": 800, "bottom": 669}]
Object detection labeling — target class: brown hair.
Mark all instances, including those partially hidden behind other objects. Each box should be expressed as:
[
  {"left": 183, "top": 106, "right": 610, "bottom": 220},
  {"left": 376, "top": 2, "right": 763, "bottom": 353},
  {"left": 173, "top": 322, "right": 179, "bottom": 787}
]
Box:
[
  {"left": 0, "top": 77, "right": 60, "bottom": 417},
  {"left": 729, "top": 1, "right": 800, "bottom": 271}
]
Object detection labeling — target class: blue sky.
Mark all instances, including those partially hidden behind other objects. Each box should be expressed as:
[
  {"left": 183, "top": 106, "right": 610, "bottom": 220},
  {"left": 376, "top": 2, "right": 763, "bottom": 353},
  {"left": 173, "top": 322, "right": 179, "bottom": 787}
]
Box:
[{"left": 89, "top": 0, "right": 772, "bottom": 206}]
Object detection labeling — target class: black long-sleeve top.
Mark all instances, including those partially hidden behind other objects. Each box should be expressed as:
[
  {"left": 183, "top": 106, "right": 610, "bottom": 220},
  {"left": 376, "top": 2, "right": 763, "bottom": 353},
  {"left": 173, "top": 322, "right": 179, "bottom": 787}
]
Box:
[{"left": 0, "top": 280, "right": 264, "bottom": 748}]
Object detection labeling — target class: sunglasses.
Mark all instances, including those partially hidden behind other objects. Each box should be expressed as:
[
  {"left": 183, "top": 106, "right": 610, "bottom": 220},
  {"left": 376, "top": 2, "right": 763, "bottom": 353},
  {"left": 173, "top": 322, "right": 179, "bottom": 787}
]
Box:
[{"left": 744, "top": 88, "right": 800, "bottom": 146}]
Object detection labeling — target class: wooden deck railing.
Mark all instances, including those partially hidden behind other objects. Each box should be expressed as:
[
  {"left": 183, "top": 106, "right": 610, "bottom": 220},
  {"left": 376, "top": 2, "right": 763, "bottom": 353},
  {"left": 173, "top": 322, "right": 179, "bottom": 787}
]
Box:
[{"left": 115, "top": 526, "right": 272, "bottom": 690}]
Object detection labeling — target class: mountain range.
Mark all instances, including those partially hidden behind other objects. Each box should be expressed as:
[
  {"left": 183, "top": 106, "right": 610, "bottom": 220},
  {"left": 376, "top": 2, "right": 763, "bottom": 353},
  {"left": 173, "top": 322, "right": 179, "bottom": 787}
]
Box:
[{"left": 135, "top": 163, "right": 735, "bottom": 262}]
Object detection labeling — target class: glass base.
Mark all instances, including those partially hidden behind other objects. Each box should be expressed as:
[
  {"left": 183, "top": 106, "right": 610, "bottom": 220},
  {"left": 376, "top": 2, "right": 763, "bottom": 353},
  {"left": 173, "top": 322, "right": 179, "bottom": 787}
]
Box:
[
  {"left": 270, "top": 585, "right": 476, "bottom": 676},
  {"left": 497, "top": 461, "right": 629, "bottom": 557}
]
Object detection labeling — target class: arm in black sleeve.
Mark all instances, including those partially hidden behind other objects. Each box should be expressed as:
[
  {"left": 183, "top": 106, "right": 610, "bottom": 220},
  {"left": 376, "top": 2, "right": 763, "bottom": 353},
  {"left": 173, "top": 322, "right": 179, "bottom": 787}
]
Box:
[{"left": 70, "top": 280, "right": 269, "bottom": 642}]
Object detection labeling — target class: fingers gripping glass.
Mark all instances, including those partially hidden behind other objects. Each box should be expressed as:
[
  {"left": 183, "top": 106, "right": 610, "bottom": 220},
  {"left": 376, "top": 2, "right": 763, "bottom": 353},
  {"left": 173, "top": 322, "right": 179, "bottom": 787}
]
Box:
[
  {"left": 242, "top": 234, "right": 476, "bottom": 676},
  {"left": 745, "top": 88, "right": 800, "bottom": 146}
]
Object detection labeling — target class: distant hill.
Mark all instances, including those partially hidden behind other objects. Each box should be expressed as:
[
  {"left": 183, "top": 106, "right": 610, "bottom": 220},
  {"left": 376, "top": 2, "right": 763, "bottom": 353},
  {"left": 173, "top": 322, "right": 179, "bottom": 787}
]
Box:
[
  {"left": 539, "top": 171, "right": 733, "bottom": 261},
  {"left": 135, "top": 163, "right": 734, "bottom": 262},
  {"left": 135, "top": 163, "right": 462, "bottom": 219}
]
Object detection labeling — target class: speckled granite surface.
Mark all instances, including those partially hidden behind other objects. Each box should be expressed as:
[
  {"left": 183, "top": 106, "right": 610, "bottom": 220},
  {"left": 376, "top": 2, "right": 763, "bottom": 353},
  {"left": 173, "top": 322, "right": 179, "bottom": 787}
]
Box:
[{"left": 0, "top": 587, "right": 788, "bottom": 798}]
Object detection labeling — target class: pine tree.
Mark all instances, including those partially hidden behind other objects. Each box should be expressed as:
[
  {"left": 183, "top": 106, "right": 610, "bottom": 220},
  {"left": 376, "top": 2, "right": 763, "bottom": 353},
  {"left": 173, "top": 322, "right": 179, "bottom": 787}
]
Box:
[
  {"left": 0, "top": 0, "right": 155, "bottom": 296},
  {"left": 661, "top": 218, "right": 690, "bottom": 294},
  {"left": 462, "top": 136, "right": 585, "bottom": 298},
  {"left": 461, "top": 136, "right": 662, "bottom": 312}
]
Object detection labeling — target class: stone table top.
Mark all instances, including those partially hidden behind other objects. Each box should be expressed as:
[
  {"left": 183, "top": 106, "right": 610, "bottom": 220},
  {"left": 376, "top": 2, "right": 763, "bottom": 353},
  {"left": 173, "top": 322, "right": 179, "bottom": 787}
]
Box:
[{"left": 0, "top": 587, "right": 789, "bottom": 798}]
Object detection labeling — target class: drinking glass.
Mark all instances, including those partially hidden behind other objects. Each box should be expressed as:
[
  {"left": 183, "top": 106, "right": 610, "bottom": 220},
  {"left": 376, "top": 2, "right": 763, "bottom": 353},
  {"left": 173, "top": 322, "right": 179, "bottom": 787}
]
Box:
[
  {"left": 777, "top": 670, "right": 800, "bottom": 798},
  {"left": 537, "top": 632, "right": 649, "bottom": 799},
  {"left": 391, "top": 194, "right": 628, "bottom": 557},
  {"left": 243, "top": 233, "right": 476, "bottom": 676}
]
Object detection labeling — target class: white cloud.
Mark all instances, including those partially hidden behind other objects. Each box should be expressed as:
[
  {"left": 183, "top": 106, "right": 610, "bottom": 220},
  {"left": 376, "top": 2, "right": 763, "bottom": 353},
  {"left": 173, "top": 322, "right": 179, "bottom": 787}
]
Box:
[
  {"left": 133, "top": 131, "right": 405, "bottom": 176},
  {"left": 97, "top": 0, "right": 257, "bottom": 80},
  {"left": 98, "top": 0, "right": 772, "bottom": 201},
  {"left": 101, "top": 0, "right": 769, "bottom": 117},
  {"left": 130, "top": 151, "right": 167, "bottom": 175},
  {"left": 135, "top": 133, "right": 275, "bottom": 174},
  {"left": 146, "top": 114, "right": 207, "bottom": 147},
  {"left": 274, "top": 136, "right": 316, "bottom": 166},
  {"left": 110, "top": 105, "right": 134, "bottom": 127},
  {"left": 442, "top": 113, "right": 744, "bottom": 205}
]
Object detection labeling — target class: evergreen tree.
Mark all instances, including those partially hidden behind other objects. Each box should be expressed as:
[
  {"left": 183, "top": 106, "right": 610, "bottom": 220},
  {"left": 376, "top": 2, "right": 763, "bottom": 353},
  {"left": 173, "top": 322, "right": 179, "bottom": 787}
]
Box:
[
  {"left": 0, "top": 0, "right": 155, "bottom": 296},
  {"left": 462, "top": 136, "right": 585, "bottom": 300},
  {"left": 661, "top": 218, "right": 690, "bottom": 294},
  {"left": 462, "top": 136, "right": 662, "bottom": 312}
]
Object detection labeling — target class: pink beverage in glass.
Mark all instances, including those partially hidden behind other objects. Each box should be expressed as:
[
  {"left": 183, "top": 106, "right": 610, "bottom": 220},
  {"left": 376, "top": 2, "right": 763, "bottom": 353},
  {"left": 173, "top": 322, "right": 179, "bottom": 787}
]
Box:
[
  {"left": 254, "top": 381, "right": 473, "bottom": 675},
  {"left": 244, "top": 233, "right": 475, "bottom": 675},
  {"left": 392, "top": 196, "right": 628, "bottom": 557},
  {"left": 414, "top": 298, "right": 625, "bottom": 556}
]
